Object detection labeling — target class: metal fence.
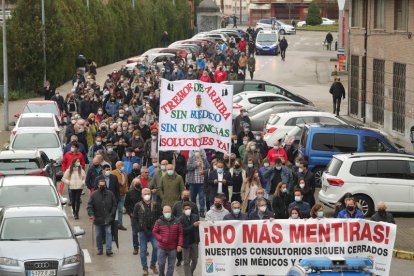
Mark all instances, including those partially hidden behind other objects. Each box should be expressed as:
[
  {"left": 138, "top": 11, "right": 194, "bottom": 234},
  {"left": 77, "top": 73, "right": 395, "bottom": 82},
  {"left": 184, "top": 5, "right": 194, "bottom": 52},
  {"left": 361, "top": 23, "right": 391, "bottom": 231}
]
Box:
[
  {"left": 350, "top": 55, "right": 359, "bottom": 116},
  {"left": 392, "top": 62, "right": 406, "bottom": 133},
  {"left": 372, "top": 59, "right": 385, "bottom": 125}
]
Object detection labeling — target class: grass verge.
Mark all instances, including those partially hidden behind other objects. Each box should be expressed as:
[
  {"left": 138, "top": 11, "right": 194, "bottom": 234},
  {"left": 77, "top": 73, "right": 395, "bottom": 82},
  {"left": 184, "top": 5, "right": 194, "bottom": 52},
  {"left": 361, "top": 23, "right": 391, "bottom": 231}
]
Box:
[
  {"left": 297, "top": 24, "right": 339, "bottom": 32},
  {"left": 0, "top": 90, "right": 40, "bottom": 103}
]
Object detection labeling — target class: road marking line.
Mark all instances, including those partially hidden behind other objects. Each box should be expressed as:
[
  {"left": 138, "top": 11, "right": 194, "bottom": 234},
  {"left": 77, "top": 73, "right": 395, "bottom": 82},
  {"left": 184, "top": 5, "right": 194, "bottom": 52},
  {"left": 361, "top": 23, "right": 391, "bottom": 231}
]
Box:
[{"left": 83, "top": 249, "right": 92, "bottom": 263}]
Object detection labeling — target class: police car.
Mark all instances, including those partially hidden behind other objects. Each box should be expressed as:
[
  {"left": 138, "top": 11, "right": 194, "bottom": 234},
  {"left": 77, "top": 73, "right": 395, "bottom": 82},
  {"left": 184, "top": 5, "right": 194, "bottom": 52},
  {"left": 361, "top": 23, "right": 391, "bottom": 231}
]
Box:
[
  {"left": 255, "top": 30, "right": 279, "bottom": 55},
  {"left": 286, "top": 257, "right": 375, "bottom": 276}
]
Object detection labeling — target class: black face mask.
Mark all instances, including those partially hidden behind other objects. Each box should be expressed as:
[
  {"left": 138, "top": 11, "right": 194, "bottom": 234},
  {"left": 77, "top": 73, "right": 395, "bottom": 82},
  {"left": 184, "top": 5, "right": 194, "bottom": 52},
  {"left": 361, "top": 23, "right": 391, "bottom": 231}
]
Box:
[
  {"left": 94, "top": 164, "right": 100, "bottom": 168},
  {"left": 234, "top": 164, "right": 240, "bottom": 169},
  {"left": 133, "top": 169, "right": 140, "bottom": 173},
  {"left": 378, "top": 209, "right": 386, "bottom": 215},
  {"left": 346, "top": 205, "right": 355, "bottom": 212},
  {"left": 99, "top": 186, "right": 105, "bottom": 191},
  {"left": 134, "top": 184, "right": 141, "bottom": 190},
  {"left": 214, "top": 203, "right": 222, "bottom": 209},
  {"left": 182, "top": 197, "right": 190, "bottom": 201}
]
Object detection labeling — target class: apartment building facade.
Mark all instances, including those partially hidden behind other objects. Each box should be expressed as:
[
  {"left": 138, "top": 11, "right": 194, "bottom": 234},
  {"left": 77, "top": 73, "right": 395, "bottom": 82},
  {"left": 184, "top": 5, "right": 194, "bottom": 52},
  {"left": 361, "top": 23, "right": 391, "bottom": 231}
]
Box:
[{"left": 349, "top": 0, "right": 414, "bottom": 148}]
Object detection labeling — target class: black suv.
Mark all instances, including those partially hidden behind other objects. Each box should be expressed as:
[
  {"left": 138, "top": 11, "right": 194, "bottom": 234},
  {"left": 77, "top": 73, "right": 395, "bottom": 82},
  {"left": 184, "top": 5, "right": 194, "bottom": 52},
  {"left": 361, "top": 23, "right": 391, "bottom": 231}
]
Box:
[
  {"left": 222, "top": 80, "right": 314, "bottom": 106},
  {"left": 0, "top": 150, "right": 56, "bottom": 184}
]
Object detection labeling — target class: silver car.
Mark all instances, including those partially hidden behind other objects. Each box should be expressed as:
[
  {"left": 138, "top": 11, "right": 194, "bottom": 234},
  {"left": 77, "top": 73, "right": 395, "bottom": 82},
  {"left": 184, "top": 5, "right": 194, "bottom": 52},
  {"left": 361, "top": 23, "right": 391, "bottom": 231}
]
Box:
[{"left": 0, "top": 206, "right": 85, "bottom": 276}]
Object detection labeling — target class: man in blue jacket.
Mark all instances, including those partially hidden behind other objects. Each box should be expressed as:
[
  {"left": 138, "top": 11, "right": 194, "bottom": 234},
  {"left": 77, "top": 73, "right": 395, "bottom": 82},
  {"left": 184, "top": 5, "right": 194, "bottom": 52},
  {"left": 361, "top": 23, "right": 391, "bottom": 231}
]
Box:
[
  {"left": 207, "top": 161, "right": 232, "bottom": 205},
  {"left": 94, "top": 164, "right": 120, "bottom": 202},
  {"left": 337, "top": 197, "right": 364, "bottom": 219},
  {"left": 264, "top": 158, "right": 294, "bottom": 200},
  {"left": 122, "top": 147, "right": 141, "bottom": 174}
]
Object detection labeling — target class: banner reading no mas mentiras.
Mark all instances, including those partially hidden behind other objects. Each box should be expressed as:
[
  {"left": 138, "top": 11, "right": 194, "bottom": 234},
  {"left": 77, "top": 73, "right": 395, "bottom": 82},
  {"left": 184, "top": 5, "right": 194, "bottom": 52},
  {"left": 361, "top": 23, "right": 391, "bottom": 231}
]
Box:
[{"left": 159, "top": 79, "right": 233, "bottom": 154}]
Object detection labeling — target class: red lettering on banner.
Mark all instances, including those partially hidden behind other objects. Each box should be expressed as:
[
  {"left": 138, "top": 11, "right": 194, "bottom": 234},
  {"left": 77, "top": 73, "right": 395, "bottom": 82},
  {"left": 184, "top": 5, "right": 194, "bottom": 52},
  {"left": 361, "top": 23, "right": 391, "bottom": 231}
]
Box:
[
  {"left": 289, "top": 224, "right": 305, "bottom": 243},
  {"left": 205, "top": 86, "right": 231, "bottom": 120},
  {"left": 349, "top": 222, "right": 360, "bottom": 242},
  {"left": 318, "top": 223, "right": 331, "bottom": 242},
  {"left": 373, "top": 224, "right": 385, "bottom": 243},
  {"left": 242, "top": 224, "right": 258, "bottom": 243},
  {"left": 306, "top": 224, "right": 318, "bottom": 243},
  {"left": 331, "top": 223, "right": 342, "bottom": 242},
  {"left": 210, "top": 226, "right": 222, "bottom": 243},
  {"left": 271, "top": 224, "right": 283, "bottom": 243},
  {"left": 360, "top": 223, "right": 373, "bottom": 241},
  {"left": 160, "top": 83, "right": 193, "bottom": 114},
  {"left": 259, "top": 225, "right": 271, "bottom": 243},
  {"left": 223, "top": 225, "right": 235, "bottom": 243}
]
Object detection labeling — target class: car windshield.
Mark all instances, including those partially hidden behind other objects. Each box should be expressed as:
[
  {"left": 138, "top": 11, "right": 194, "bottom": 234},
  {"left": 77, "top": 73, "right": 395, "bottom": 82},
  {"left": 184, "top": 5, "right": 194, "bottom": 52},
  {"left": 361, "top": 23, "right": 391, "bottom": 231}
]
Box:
[
  {"left": 18, "top": 117, "right": 55, "bottom": 127},
  {"left": 257, "top": 34, "right": 277, "bottom": 43},
  {"left": 23, "top": 103, "right": 58, "bottom": 116},
  {"left": 0, "top": 185, "right": 58, "bottom": 207},
  {"left": 12, "top": 133, "right": 59, "bottom": 149},
  {"left": 0, "top": 158, "right": 40, "bottom": 170},
  {"left": 1, "top": 216, "right": 72, "bottom": 240}
]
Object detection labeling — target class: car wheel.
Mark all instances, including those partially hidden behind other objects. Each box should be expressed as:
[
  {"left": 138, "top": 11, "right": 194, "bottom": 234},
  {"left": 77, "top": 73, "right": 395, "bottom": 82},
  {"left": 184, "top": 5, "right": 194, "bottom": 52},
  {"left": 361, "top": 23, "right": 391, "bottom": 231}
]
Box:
[
  {"left": 313, "top": 167, "right": 325, "bottom": 187},
  {"left": 279, "top": 29, "right": 286, "bottom": 35},
  {"left": 354, "top": 194, "right": 374, "bottom": 217}
]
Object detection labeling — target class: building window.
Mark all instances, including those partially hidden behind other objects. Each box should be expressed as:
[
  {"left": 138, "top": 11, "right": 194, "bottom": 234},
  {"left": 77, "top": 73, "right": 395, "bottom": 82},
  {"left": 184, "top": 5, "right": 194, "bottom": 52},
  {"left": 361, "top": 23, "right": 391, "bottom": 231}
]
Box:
[
  {"left": 374, "top": 0, "right": 385, "bottom": 29},
  {"left": 350, "top": 55, "right": 360, "bottom": 116},
  {"left": 394, "top": 0, "right": 408, "bottom": 30},
  {"left": 351, "top": 0, "right": 362, "bottom": 27},
  {"left": 392, "top": 63, "right": 406, "bottom": 133},
  {"left": 372, "top": 59, "right": 385, "bottom": 125}
]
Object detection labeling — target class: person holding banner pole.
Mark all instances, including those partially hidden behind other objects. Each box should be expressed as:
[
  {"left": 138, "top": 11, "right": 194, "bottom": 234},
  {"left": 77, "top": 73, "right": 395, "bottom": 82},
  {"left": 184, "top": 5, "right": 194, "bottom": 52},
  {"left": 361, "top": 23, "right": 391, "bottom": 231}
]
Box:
[{"left": 187, "top": 150, "right": 209, "bottom": 218}]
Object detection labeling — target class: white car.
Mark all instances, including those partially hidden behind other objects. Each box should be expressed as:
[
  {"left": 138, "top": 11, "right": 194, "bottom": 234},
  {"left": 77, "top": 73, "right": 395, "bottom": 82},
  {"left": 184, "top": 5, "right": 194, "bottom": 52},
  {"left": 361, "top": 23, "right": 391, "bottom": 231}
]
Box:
[
  {"left": 126, "top": 53, "right": 176, "bottom": 72},
  {"left": 193, "top": 32, "right": 228, "bottom": 42},
  {"left": 264, "top": 111, "right": 347, "bottom": 146},
  {"left": 296, "top": 17, "right": 335, "bottom": 27},
  {"left": 9, "top": 128, "right": 64, "bottom": 176},
  {"left": 10, "top": 113, "right": 63, "bottom": 142},
  {"left": 319, "top": 153, "right": 414, "bottom": 216},
  {"left": 232, "top": 91, "right": 294, "bottom": 117},
  {"left": 255, "top": 19, "right": 296, "bottom": 35}
]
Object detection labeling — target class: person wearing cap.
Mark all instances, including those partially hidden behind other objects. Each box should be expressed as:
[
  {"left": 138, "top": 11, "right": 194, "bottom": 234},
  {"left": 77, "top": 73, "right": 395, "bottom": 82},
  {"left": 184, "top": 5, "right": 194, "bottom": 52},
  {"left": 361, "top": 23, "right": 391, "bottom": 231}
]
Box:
[
  {"left": 122, "top": 147, "right": 141, "bottom": 174},
  {"left": 233, "top": 109, "right": 251, "bottom": 135},
  {"left": 143, "top": 128, "right": 159, "bottom": 167}
]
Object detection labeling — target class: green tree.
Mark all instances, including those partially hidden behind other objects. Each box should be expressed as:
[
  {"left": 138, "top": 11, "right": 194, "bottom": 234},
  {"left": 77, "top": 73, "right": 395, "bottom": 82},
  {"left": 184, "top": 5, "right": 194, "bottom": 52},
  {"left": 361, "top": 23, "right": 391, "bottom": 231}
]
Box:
[{"left": 306, "top": 0, "right": 322, "bottom": 26}]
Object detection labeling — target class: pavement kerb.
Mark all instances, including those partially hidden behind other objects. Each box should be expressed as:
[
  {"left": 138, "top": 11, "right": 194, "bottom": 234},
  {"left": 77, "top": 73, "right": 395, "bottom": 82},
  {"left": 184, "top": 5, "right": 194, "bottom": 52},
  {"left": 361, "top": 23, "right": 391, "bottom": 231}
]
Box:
[{"left": 393, "top": 249, "right": 414, "bottom": 261}]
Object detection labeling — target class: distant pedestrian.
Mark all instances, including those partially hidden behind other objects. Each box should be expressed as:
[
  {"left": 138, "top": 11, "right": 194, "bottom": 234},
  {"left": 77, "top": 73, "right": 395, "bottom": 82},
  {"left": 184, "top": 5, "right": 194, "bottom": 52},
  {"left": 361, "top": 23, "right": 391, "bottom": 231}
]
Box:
[
  {"left": 291, "top": 19, "right": 296, "bottom": 28},
  {"left": 75, "top": 54, "right": 87, "bottom": 76},
  {"left": 232, "top": 16, "right": 237, "bottom": 28},
  {"left": 247, "top": 54, "right": 256, "bottom": 80},
  {"left": 325, "top": 32, "right": 333, "bottom": 50},
  {"left": 329, "top": 77, "right": 346, "bottom": 116},
  {"left": 43, "top": 80, "right": 55, "bottom": 100},
  {"left": 371, "top": 201, "right": 395, "bottom": 224},
  {"left": 161, "top": 31, "right": 170, "bottom": 47},
  {"left": 410, "top": 125, "right": 414, "bottom": 150},
  {"left": 279, "top": 36, "right": 288, "bottom": 61}
]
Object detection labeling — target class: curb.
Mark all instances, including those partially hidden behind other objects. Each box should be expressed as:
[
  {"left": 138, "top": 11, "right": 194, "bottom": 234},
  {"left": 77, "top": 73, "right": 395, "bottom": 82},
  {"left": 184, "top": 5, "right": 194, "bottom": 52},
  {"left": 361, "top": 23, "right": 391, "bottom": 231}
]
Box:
[{"left": 393, "top": 249, "right": 414, "bottom": 261}]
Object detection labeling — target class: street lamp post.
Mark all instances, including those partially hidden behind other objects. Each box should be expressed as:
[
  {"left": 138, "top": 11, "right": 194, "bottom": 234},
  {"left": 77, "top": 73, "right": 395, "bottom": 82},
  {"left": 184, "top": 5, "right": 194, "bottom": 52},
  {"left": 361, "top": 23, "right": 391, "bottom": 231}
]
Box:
[
  {"left": 41, "top": 0, "right": 46, "bottom": 83},
  {"left": 2, "top": 0, "right": 9, "bottom": 130},
  {"left": 132, "top": 0, "right": 135, "bottom": 9}
]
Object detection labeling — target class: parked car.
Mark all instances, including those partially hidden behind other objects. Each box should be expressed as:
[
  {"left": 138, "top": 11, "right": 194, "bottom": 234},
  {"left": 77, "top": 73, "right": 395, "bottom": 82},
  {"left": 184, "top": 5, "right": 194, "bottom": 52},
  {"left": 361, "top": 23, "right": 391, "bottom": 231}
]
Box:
[
  {"left": 222, "top": 80, "right": 314, "bottom": 106},
  {"left": 320, "top": 152, "right": 414, "bottom": 216},
  {"left": 264, "top": 111, "right": 347, "bottom": 146},
  {"left": 0, "top": 150, "right": 57, "bottom": 183},
  {"left": 126, "top": 53, "right": 177, "bottom": 73},
  {"left": 0, "top": 206, "right": 84, "bottom": 275},
  {"left": 247, "top": 103, "right": 318, "bottom": 132},
  {"left": 193, "top": 32, "right": 228, "bottom": 43},
  {"left": 17, "top": 101, "right": 65, "bottom": 124},
  {"left": 255, "top": 30, "right": 279, "bottom": 55},
  {"left": 232, "top": 92, "right": 294, "bottom": 117},
  {"left": 126, "top": 48, "right": 162, "bottom": 63},
  {"left": 10, "top": 113, "right": 63, "bottom": 142},
  {"left": 296, "top": 17, "right": 335, "bottom": 28},
  {"left": 8, "top": 128, "right": 64, "bottom": 177},
  {"left": 0, "top": 176, "right": 67, "bottom": 211},
  {"left": 287, "top": 257, "right": 374, "bottom": 276},
  {"left": 298, "top": 124, "right": 405, "bottom": 186},
  {"left": 255, "top": 18, "right": 296, "bottom": 35}
]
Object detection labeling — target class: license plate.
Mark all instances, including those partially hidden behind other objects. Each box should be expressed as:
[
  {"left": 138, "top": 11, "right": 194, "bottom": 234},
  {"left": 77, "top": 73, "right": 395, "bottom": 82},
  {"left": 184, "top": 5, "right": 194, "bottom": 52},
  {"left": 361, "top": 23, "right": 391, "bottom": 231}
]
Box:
[{"left": 28, "top": 270, "right": 56, "bottom": 276}]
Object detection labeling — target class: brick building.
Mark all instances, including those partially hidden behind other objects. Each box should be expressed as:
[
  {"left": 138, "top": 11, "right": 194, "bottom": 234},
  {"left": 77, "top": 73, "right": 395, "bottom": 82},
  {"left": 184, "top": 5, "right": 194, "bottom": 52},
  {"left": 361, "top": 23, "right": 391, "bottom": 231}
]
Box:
[{"left": 348, "top": 0, "right": 414, "bottom": 149}]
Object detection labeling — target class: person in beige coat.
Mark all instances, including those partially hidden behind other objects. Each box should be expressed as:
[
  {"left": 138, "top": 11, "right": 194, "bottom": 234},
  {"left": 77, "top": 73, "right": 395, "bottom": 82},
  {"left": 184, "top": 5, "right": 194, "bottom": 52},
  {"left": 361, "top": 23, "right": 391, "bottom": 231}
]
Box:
[
  {"left": 240, "top": 169, "right": 262, "bottom": 213},
  {"left": 62, "top": 158, "right": 86, "bottom": 219}
]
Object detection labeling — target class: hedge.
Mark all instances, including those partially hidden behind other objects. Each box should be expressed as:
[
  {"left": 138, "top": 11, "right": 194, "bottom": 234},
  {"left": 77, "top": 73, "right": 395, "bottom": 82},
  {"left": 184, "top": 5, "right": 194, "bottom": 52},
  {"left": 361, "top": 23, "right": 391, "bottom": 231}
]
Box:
[{"left": 0, "top": 0, "right": 191, "bottom": 94}]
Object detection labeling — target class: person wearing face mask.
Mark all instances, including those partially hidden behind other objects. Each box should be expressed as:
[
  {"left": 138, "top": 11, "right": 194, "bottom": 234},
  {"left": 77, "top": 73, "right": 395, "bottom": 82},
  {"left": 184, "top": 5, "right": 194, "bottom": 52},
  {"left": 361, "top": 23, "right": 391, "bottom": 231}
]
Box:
[
  {"left": 297, "top": 161, "right": 315, "bottom": 193},
  {"left": 288, "top": 189, "right": 311, "bottom": 218},
  {"left": 258, "top": 158, "right": 271, "bottom": 197},
  {"left": 294, "top": 177, "right": 315, "bottom": 207},
  {"left": 75, "top": 119, "right": 89, "bottom": 152},
  {"left": 127, "top": 163, "right": 142, "bottom": 186},
  {"left": 266, "top": 140, "right": 289, "bottom": 166},
  {"left": 310, "top": 204, "right": 325, "bottom": 220},
  {"left": 179, "top": 202, "right": 200, "bottom": 276},
  {"left": 186, "top": 150, "right": 209, "bottom": 215},
  {"left": 148, "top": 158, "right": 159, "bottom": 177},
  {"left": 264, "top": 158, "right": 294, "bottom": 200},
  {"left": 111, "top": 161, "right": 129, "bottom": 231},
  {"left": 124, "top": 178, "right": 145, "bottom": 255},
  {"left": 248, "top": 197, "right": 274, "bottom": 220},
  {"left": 224, "top": 201, "right": 248, "bottom": 220},
  {"left": 153, "top": 205, "right": 183, "bottom": 276},
  {"left": 172, "top": 190, "right": 199, "bottom": 218},
  {"left": 122, "top": 147, "right": 141, "bottom": 175},
  {"left": 370, "top": 201, "right": 395, "bottom": 223},
  {"left": 337, "top": 197, "right": 364, "bottom": 219},
  {"left": 233, "top": 109, "right": 251, "bottom": 135},
  {"left": 240, "top": 170, "right": 262, "bottom": 213},
  {"left": 159, "top": 165, "right": 185, "bottom": 208},
  {"left": 131, "top": 129, "right": 145, "bottom": 158},
  {"left": 62, "top": 158, "right": 86, "bottom": 220},
  {"left": 289, "top": 207, "right": 302, "bottom": 220},
  {"left": 95, "top": 108, "right": 105, "bottom": 124},
  {"left": 94, "top": 164, "right": 120, "bottom": 202},
  {"left": 62, "top": 142, "right": 86, "bottom": 174},
  {"left": 247, "top": 188, "right": 272, "bottom": 215},
  {"left": 50, "top": 90, "right": 64, "bottom": 112},
  {"left": 237, "top": 125, "right": 255, "bottom": 147},
  {"left": 87, "top": 179, "right": 117, "bottom": 256},
  {"left": 104, "top": 143, "right": 119, "bottom": 169},
  {"left": 229, "top": 159, "right": 246, "bottom": 203},
  {"left": 105, "top": 96, "right": 120, "bottom": 117},
  {"left": 133, "top": 188, "right": 162, "bottom": 275},
  {"left": 291, "top": 156, "right": 304, "bottom": 184},
  {"left": 243, "top": 141, "right": 262, "bottom": 170},
  {"left": 143, "top": 128, "right": 159, "bottom": 166},
  {"left": 272, "top": 182, "right": 293, "bottom": 219},
  {"left": 86, "top": 157, "right": 102, "bottom": 192},
  {"left": 238, "top": 137, "right": 250, "bottom": 160},
  {"left": 88, "top": 136, "right": 104, "bottom": 160},
  {"left": 208, "top": 161, "right": 233, "bottom": 205},
  {"left": 254, "top": 133, "right": 268, "bottom": 157},
  {"left": 205, "top": 195, "right": 230, "bottom": 221}
]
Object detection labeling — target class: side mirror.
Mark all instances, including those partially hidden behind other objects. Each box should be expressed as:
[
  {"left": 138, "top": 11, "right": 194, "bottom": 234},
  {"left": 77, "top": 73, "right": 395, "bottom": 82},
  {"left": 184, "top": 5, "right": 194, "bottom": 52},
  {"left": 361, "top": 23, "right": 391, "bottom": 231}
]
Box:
[
  {"left": 61, "top": 197, "right": 68, "bottom": 206},
  {"left": 8, "top": 122, "right": 16, "bottom": 127},
  {"left": 74, "top": 228, "right": 85, "bottom": 237}
]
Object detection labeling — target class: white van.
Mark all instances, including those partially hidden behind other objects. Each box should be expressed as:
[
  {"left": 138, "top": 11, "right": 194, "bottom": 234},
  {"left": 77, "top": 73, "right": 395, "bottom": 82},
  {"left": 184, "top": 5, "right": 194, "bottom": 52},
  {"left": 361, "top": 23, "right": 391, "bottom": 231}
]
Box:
[{"left": 255, "top": 30, "right": 279, "bottom": 55}]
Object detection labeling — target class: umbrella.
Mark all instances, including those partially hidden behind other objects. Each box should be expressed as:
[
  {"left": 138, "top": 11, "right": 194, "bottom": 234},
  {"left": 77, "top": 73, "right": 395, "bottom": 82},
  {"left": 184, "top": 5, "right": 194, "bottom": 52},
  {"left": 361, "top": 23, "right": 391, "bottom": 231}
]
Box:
[{"left": 111, "top": 219, "right": 119, "bottom": 249}]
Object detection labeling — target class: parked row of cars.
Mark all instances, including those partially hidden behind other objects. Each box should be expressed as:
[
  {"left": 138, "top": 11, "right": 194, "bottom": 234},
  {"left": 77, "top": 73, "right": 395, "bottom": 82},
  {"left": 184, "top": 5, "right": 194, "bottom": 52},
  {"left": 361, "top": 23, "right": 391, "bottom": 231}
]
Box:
[{"left": 0, "top": 101, "right": 85, "bottom": 275}]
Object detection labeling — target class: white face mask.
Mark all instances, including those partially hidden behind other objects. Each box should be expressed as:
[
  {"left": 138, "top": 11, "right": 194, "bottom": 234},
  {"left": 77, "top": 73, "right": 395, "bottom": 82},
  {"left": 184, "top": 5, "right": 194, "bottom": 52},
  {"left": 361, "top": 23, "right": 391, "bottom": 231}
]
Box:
[
  {"left": 143, "top": 195, "right": 151, "bottom": 201},
  {"left": 291, "top": 213, "right": 299, "bottom": 219},
  {"left": 184, "top": 209, "right": 192, "bottom": 216},
  {"left": 263, "top": 163, "right": 269, "bottom": 167},
  {"left": 299, "top": 183, "right": 305, "bottom": 189},
  {"left": 259, "top": 206, "right": 267, "bottom": 212},
  {"left": 317, "top": 211, "right": 324, "bottom": 218}
]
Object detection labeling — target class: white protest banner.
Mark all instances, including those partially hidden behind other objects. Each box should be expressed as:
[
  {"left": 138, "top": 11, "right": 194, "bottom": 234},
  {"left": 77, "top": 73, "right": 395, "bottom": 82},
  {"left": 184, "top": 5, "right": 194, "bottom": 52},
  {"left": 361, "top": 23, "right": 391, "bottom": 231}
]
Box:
[
  {"left": 158, "top": 79, "right": 233, "bottom": 154},
  {"left": 199, "top": 219, "right": 396, "bottom": 276}
]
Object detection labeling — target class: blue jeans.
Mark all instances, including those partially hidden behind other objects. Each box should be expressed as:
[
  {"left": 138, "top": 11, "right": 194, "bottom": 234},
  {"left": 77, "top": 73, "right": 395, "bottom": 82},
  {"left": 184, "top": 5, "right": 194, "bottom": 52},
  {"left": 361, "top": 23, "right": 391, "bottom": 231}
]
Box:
[
  {"left": 130, "top": 216, "right": 139, "bottom": 249},
  {"left": 95, "top": 224, "right": 112, "bottom": 253},
  {"left": 190, "top": 183, "right": 205, "bottom": 212},
  {"left": 117, "top": 195, "right": 125, "bottom": 226},
  {"left": 139, "top": 232, "right": 158, "bottom": 270},
  {"left": 158, "top": 248, "right": 177, "bottom": 276}
]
